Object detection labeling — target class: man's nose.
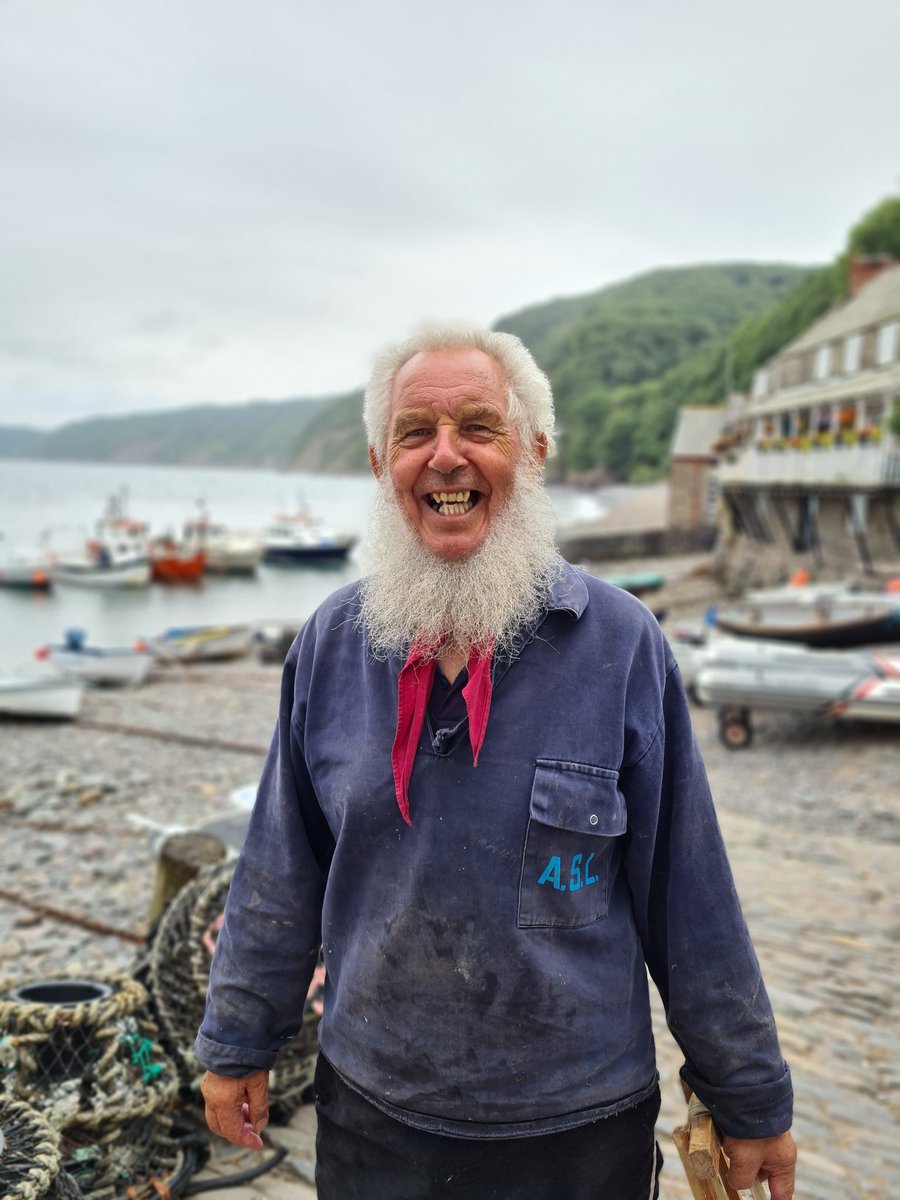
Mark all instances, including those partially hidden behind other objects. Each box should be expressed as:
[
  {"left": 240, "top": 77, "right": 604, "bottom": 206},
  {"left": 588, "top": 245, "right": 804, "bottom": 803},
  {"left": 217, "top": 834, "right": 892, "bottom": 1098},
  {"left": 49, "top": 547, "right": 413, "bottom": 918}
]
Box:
[{"left": 428, "top": 426, "right": 467, "bottom": 474}]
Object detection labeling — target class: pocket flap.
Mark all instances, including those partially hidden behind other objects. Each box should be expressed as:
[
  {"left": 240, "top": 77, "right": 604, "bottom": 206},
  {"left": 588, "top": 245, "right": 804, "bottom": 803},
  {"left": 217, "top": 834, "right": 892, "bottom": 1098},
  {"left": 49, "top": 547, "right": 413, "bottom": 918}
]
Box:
[{"left": 530, "top": 760, "right": 626, "bottom": 835}]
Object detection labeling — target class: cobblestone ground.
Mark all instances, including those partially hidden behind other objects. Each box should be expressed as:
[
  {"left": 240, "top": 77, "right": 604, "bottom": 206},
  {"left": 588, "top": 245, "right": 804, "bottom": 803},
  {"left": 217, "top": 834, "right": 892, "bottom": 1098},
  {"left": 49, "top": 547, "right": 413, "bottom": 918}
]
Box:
[{"left": 0, "top": 660, "right": 897, "bottom": 1198}]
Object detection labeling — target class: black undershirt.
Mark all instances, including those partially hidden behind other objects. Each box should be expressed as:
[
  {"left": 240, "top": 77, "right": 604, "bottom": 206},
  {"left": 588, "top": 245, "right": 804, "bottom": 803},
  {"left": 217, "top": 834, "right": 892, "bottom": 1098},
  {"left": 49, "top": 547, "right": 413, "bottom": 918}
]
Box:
[{"left": 427, "top": 666, "right": 469, "bottom": 732}]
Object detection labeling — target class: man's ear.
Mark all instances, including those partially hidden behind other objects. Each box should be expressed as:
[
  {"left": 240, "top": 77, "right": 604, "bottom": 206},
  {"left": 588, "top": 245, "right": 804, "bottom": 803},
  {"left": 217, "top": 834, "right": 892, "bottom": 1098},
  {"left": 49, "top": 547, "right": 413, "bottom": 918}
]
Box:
[
  {"left": 368, "top": 446, "right": 382, "bottom": 478},
  {"left": 532, "top": 433, "right": 549, "bottom": 465}
]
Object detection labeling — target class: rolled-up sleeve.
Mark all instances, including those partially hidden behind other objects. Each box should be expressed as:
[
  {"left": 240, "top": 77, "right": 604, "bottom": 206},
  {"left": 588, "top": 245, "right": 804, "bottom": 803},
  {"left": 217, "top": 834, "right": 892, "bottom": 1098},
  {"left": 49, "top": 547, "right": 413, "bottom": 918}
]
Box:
[
  {"left": 620, "top": 659, "right": 793, "bottom": 1139},
  {"left": 195, "top": 646, "right": 333, "bottom": 1077}
]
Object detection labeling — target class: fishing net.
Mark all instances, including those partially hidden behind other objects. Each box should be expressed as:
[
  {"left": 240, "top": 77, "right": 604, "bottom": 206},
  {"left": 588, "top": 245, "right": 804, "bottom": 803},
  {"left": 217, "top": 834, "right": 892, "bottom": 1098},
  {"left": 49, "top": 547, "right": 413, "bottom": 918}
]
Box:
[
  {"left": 0, "top": 1094, "right": 63, "bottom": 1200},
  {"left": 46, "top": 1169, "right": 84, "bottom": 1200},
  {"left": 60, "top": 1110, "right": 205, "bottom": 1200},
  {"left": 141, "top": 861, "right": 322, "bottom": 1119},
  {"left": 0, "top": 973, "right": 177, "bottom": 1132}
]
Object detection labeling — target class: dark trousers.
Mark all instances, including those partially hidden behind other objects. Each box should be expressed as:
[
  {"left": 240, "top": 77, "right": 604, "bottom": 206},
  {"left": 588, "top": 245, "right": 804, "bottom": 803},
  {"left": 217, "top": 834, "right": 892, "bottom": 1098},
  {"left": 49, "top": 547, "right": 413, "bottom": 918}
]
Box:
[{"left": 314, "top": 1054, "right": 663, "bottom": 1200}]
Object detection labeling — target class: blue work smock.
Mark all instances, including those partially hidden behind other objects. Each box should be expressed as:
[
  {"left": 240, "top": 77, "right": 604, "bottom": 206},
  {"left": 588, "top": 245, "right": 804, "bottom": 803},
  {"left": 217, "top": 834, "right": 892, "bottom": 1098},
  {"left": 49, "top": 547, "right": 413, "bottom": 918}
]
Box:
[{"left": 196, "top": 562, "right": 792, "bottom": 1140}]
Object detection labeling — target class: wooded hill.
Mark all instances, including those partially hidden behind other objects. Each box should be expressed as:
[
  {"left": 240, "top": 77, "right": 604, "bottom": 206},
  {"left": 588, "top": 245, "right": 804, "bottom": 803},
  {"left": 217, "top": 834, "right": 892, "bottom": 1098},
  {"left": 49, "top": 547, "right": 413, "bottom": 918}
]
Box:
[
  {"left": 10, "top": 193, "right": 900, "bottom": 482},
  {"left": 0, "top": 262, "right": 807, "bottom": 481}
]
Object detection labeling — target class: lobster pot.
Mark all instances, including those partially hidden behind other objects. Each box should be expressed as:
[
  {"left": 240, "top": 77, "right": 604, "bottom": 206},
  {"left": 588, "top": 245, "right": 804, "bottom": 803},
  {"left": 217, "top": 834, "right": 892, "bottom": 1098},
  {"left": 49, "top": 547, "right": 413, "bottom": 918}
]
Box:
[
  {"left": 136, "top": 872, "right": 211, "bottom": 1091},
  {"left": 142, "top": 861, "right": 322, "bottom": 1118},
  {"left": 0, "top": 973, "right": 177, "bottom": 1131},
  {"left": 61, "top": 1111, "right": 198, "bottom": 1200},
  {"left": 0, "top": 1093, "right": 82, "bottom": 1200}
]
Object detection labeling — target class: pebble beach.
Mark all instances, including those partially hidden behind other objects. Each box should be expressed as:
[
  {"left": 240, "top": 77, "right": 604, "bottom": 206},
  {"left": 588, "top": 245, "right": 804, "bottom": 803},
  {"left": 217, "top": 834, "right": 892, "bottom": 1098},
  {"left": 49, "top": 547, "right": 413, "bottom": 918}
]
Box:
[{"left": 2, "top": 556, "right": 898, "bottom": 1197}]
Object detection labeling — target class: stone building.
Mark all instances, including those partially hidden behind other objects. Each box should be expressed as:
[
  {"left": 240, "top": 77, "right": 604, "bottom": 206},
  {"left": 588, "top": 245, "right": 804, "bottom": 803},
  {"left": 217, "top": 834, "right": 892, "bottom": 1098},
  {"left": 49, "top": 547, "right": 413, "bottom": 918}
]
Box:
[
  {"left": 714, "top": 257, "right": 900, "bottom": 578},
  {"left": 668, "top": 406, "right": 725, "bottom": 530}
]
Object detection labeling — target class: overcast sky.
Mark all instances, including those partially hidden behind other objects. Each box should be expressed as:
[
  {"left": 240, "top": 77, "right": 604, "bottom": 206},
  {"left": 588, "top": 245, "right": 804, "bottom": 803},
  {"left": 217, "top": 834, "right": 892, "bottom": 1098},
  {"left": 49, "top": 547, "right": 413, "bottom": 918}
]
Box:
[{"left": 2, "top": 0, "right": 898, "bottom": 428}]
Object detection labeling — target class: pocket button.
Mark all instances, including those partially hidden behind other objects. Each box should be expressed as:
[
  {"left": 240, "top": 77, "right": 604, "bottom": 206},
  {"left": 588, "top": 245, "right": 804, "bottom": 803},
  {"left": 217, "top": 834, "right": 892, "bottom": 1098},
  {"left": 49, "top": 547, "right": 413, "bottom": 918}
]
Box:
[{"left": 589, "top": 814, "right": 599, "bottom": 826}]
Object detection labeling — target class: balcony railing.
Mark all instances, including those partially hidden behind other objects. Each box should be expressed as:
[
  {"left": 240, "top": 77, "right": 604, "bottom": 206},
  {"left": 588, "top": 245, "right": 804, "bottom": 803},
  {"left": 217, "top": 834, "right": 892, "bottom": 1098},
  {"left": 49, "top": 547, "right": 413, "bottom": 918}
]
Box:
[{"left": 716, "top": 435, "right": 899, "bottom": 487}]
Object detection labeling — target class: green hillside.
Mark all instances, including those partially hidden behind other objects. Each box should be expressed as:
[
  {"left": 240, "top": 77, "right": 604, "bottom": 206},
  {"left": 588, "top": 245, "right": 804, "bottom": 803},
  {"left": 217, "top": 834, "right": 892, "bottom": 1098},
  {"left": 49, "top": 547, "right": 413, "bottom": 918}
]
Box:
[
  {"left": 17, "top": 397, "right": 330, "bottom": 468},
  {"left": 493, "top": 262, "right": 812, "bottom": 480},
  {"left": 555, "top": 264, "right": 843, "bottom": 480},
  {"left": 290, "top": 262, "right": 812, "bottom": 478},
  {"left": 12, "top": 197, "right": 900, "bottom": 482}
]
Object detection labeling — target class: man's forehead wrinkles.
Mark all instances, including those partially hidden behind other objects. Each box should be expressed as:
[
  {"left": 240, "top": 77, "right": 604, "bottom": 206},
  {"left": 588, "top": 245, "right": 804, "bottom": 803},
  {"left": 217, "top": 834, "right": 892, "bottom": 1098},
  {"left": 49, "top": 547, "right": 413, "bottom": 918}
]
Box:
[{"left": 391, "top": 396, "right": 505, "bottom": 423}]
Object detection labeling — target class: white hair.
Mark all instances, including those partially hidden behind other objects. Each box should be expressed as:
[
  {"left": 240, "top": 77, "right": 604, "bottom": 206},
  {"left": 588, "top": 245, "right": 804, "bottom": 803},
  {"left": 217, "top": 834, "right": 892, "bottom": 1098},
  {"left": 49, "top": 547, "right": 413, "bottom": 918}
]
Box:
[{"left": 364, "top": 323, "right": 556, "bottom": 467}]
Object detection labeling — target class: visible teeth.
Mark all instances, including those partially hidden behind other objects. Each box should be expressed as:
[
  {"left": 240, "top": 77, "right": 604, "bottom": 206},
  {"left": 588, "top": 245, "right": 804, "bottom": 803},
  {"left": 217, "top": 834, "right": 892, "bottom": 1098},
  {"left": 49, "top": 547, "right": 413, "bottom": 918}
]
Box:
[
  {"left": 432, "top": 491, "right": 470, "bottom": 503},
  {"left": 428, "top": 490, "right": 475, "bottom": 515}
]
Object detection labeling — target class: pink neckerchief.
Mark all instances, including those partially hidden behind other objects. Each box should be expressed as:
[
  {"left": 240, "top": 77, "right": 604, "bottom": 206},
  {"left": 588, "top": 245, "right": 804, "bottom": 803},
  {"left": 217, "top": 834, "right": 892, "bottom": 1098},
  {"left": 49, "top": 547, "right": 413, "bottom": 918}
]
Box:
[{"left": 391, "top": 640, "right": 494, "bottom": 825}]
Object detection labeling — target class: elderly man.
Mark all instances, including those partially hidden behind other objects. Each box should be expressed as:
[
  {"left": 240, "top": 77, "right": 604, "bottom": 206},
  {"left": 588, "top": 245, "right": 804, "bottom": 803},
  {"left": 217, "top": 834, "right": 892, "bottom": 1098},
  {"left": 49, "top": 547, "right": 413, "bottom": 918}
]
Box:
[{"left": 196, "top": 327, "right": 796, "bottom": 1200}]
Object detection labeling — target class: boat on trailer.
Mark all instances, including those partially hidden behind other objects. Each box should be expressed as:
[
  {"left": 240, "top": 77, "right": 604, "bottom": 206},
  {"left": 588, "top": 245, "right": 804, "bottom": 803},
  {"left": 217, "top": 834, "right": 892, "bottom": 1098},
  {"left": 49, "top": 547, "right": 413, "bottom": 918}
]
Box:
[{"left": 695, "top": 639, "right": 900, "bottom": 747}]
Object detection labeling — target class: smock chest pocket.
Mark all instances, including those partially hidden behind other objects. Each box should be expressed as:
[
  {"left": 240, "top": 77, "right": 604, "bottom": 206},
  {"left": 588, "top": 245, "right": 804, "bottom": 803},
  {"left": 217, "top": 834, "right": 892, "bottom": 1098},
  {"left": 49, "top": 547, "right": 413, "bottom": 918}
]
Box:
[{"left": 517, "top": 760, "right": 626, "bottom": 929}]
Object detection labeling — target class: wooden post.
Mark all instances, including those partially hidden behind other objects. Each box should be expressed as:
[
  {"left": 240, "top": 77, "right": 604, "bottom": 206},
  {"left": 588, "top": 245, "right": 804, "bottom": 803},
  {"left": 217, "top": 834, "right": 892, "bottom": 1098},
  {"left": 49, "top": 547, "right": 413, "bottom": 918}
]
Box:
[
  {"left": 674, "top": 1093, "right": 766, "bottom": 1200},
  {"left": 148, "top": 831, "right": 227, "bottom": 924}
]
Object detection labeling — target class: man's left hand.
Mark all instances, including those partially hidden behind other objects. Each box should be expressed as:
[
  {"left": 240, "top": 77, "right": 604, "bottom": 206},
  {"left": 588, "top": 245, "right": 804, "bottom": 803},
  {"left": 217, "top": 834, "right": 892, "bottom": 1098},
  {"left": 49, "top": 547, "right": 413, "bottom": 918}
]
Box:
[{"left": 723, "top": 1130, "right": 796, "bottom": 1199}]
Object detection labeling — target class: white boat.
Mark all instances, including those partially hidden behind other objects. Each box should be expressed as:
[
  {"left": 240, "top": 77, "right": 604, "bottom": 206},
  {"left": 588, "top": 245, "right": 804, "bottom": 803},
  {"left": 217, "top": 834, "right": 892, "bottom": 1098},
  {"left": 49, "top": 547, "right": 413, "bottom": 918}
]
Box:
[
  {"left": 147, "top": 623, "right": 254, "bottom": 663},
  {"left": 50, "top": 551, "right": 152, "bottom": 588},
  {"left": 695, "top": 639, "right": 900, "bottom": 747},
  {"left": 182, "top": 515, "right": 263, "bottom": 575},
  {"left": 51, "top": 492, "right": 152, "bottom": 588},
  {"left": 0, "top": 675, "right": 84, "bottom": 719},
  {"left": 714, "top": 584, "right": 900, "bottom": 648},
  {"left": 0, "top": 537, "right": 53, "bottom": 590},
  {"left": 263, "top": 509, "right": 356, "bottom": 564},
  {"left": 696, "top": 640, "right": 886, "bottom": 712},
  {"left": 834, "top": 677, "right": 900, "bottom": 722},
  {"left": 35, "top": 630, "right": 155, "bottom": 687}
]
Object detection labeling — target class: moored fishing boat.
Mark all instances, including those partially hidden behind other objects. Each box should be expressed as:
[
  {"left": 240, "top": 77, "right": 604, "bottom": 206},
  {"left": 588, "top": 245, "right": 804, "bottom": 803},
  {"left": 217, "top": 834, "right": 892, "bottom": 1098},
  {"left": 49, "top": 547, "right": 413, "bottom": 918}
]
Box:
[
  {"left": 147, "top": 623, "right": 254, "bottom": 663},
  {"left": 35, "top": 629, "right": 155, "bottom": 687},
  {"left": 50, "top": 544, "right": 151, "bottom": 588},
  {"left": 0, "top": 674, "right": 84, "bottom": 719},
  {"left": 0, "top": 536, "right": 53, "bottom": 590},
  {"left": 263, "top": 508, "right": 356, "bottom": 564},
  {"left": 149, "top": 535, "right": 206, "bottom": 584},
  {"left": 182, "top": 513, "right": 264, "bottom": 575}
]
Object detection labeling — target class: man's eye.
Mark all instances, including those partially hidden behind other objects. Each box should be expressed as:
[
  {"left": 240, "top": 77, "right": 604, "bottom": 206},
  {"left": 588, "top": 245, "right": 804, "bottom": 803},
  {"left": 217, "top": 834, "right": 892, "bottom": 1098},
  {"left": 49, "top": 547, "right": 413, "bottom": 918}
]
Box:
[
  {"left": 398, "top": 428, "right": 429, "bottom": 441},
  {"left": 466, "top": 424, "right": 494, "bottom": 435}
]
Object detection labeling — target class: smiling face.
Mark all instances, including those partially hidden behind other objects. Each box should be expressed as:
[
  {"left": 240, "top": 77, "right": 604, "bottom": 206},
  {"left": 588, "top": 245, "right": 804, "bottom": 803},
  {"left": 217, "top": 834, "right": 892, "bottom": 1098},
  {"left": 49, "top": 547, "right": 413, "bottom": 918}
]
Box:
[{"left": 370, "top": 347, "right": 546, "bottom": 561}]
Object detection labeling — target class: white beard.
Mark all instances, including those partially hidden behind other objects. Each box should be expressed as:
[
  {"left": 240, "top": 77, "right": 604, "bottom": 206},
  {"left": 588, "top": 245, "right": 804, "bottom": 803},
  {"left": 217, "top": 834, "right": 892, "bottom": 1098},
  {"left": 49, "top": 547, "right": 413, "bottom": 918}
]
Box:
[{"left": 358, "top": 470, "right": 563, "bottom": 660}]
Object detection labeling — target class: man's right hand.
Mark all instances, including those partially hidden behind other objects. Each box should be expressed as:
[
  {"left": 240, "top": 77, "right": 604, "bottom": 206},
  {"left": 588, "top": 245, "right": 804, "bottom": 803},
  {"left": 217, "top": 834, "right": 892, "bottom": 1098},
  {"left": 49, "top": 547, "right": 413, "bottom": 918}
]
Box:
[{"left": 200, "top": 1068, "right": 270, "bottom": 1149}]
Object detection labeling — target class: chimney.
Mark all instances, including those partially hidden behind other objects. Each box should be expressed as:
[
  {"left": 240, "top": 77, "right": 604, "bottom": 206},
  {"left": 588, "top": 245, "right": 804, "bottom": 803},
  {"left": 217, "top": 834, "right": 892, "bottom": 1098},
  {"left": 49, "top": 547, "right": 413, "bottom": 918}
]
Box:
[{"left": 849, "top": 253, "right": 896, "bottom": 296}]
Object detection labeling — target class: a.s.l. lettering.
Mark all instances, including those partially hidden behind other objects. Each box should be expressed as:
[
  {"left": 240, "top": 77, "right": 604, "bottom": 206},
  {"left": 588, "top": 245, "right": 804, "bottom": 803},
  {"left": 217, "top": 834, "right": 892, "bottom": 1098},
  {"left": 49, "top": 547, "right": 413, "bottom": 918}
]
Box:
[{"left": 537, "top": 852, "right": 598, "bottom": 893}]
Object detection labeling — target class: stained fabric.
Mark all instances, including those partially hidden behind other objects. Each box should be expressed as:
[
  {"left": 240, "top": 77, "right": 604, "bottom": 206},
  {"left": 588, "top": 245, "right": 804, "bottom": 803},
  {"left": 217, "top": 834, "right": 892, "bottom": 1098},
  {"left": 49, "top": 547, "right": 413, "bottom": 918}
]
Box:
[{"left": 196, "top": 564, "right": 793, "bottom": 1141}]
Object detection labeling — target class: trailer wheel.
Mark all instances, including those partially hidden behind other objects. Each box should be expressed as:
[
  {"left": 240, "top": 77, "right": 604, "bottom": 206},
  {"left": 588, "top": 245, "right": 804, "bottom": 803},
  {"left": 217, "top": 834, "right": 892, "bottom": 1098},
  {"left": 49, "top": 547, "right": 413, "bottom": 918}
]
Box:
[{"left": 719, "top": 712, "right": 752, "bottom": 750}]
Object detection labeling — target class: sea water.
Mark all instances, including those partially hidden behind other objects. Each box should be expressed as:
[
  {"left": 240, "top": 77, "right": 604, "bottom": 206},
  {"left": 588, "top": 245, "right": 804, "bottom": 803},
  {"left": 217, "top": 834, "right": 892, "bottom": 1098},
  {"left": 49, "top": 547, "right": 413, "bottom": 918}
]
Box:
[{"left": 0, "top": 459, "right": 614, "bottom": 674}]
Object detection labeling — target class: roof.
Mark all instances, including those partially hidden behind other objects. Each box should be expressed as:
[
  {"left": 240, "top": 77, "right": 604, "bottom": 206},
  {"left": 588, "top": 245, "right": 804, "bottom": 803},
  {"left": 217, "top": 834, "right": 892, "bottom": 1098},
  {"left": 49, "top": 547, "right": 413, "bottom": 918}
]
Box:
[
  {"left": 670, "top": 406, "right": 725, "bottom": 458},
  {"left": 776, "top": 264, "right": 900, "bottom": 359}
]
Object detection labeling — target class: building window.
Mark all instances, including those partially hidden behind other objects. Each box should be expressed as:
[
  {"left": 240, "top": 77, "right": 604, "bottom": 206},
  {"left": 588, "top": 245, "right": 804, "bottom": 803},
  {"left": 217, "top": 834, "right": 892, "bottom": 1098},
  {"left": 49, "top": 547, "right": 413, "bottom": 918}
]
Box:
[
  {"left": 752, "top": 369, "right": 768, "bottom": 398},
  {"left": 843, "top": 333, "right": 862, "bottom": 374},
  {"left": 876, "top": 322, "right": 899, "bottom": 366},
  {"left": 814, "top": 344, "right": 831, "bottom": 380}
]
